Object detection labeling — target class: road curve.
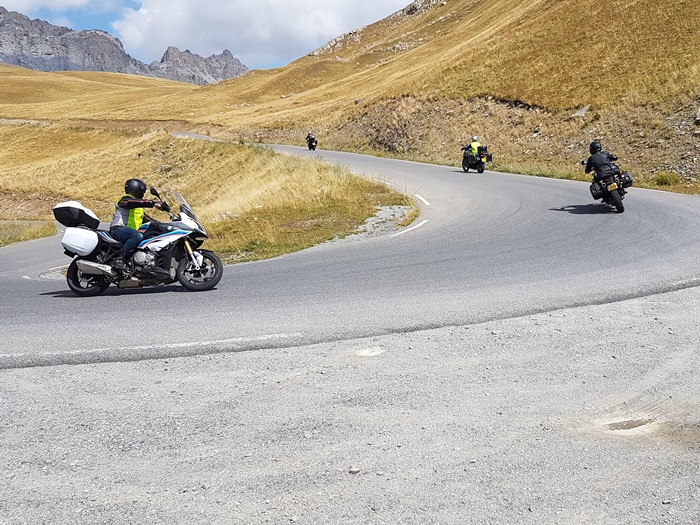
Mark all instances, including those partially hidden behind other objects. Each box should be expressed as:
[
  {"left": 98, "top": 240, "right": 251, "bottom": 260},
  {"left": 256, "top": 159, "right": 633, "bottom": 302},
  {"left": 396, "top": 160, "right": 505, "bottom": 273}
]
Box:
[{"left": 2, "top": 146, "right": 700, "bottom": 368}]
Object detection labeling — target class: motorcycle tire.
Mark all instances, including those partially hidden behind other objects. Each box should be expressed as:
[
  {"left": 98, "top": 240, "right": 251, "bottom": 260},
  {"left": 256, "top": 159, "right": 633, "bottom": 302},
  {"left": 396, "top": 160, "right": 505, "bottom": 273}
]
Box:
[
  {"left": 462, "top": 161, "right": 469, "bottom": 173},
  {"left": 176, "top": 250, "right": 224, "bottom": 291},
  {"left": 66, "top": 257, "right": 110, "bottom": 297},
  {"left": 609, "top": 190, "right": 625, "bottom": 213},
  {"left": 477, "top": 163, "right": 485, "bottom": 174}
]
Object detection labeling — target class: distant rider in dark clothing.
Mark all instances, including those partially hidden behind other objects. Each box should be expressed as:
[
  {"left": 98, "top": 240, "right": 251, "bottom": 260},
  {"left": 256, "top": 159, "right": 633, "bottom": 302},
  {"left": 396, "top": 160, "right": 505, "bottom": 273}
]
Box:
[
  {"left": 585, "top": 140, "right": 619, "bottom": 181},
  {"left": 109, "top": 178, "right": 166, "bottom": 270}
]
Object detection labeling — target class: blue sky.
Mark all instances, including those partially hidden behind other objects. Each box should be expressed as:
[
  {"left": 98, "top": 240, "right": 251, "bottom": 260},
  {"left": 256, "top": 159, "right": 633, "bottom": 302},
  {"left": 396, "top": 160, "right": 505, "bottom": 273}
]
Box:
[{"left": 3, "top": 1, "right": 412, "bottom": 69}]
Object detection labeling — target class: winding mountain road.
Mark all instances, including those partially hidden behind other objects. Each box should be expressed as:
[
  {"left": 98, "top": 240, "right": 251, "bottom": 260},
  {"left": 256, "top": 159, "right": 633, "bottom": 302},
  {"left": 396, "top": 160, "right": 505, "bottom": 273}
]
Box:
[{"left": 2, "top": 146, "right": 700, "bottom": 369}]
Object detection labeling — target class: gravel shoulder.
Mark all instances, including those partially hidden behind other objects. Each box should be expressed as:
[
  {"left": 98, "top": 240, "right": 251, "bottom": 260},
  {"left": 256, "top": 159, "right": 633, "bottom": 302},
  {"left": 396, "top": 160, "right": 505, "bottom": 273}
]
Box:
[{"left": 1, "top": 287, "right": 699, "bottom": 524}]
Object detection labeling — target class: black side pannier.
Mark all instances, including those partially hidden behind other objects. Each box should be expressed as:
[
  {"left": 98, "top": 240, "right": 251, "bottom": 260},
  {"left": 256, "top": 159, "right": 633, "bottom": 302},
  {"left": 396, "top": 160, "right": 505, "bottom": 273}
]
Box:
[
  {"left": 477, "top": 145, "right": 492, "bottom": 162},
  {"left": 620, "top": 171, "right": 633, "bottom": 188},
  {"left": 590, "top": 181, "right": 604, "bottom": 200}
]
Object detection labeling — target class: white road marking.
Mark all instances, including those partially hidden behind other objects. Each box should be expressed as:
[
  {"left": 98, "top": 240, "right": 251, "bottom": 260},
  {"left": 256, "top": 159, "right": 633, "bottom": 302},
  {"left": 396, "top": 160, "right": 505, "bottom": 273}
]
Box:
[
  {"left": 414, "top": 194, "right": 431, "bottom": 206},
  {"left": 391, "top": 220, "right": 429, "bottom": 237},
  {"left": 106, "top": 332, "right": 304, "bottom": 352},
  {"left": 0, "top": 333, "right": 305, "bottom": 361}
]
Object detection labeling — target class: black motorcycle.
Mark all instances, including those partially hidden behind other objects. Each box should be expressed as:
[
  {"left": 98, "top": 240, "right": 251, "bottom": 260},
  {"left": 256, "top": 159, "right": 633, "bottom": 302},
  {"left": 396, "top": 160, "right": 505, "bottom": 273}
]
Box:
[
  {"left": 583, "top": 161, "right": 633, "bottom": 213},
  {"left": 461, "top": 145, "right": 492, "bottom": 173},
  {"left": 306, "top": 135, "right": 318, "bottom": 151}
]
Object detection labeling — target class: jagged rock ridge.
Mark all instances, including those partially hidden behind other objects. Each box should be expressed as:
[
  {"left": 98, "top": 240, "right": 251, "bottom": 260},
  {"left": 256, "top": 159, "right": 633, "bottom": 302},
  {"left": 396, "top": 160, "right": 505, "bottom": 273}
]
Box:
[{"left": 0, "top": 6, "right": 248, "bottom": 85}]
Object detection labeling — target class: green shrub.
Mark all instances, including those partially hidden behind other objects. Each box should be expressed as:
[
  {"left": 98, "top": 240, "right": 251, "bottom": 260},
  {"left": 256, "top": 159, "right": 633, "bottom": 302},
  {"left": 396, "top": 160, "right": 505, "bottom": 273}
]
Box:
[{"left": 655, "top": 171, "right": 681, "bottom": 186}]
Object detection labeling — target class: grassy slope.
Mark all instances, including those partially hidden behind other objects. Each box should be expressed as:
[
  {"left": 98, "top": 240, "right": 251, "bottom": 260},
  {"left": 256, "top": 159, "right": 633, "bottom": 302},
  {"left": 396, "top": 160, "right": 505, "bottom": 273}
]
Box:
[
  {"left": 3, "top": 0, "right": 699, "bottom": 127},
  {"left": 8, "top": 0, "right": 700, "bottom": 119},
  {"left": 0, "top": 124, "right": 413, "bottom": 258},
  {"left": 0, "top": 64, "right": 194, "bottom": 119},
  {"left": 129, "top": 0, "right": 700, "bottom": 117},
  {"left": 420, "top": 0, "right": 700, "bottom": 109},
  {"left": 2, "top": 0, "right": 700, "bottom": 217}
]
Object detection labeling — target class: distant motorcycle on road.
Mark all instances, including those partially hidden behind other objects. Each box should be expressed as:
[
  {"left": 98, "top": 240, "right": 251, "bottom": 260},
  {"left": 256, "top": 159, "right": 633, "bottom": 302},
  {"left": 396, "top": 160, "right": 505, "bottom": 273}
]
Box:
[
  {"left": 306, "top": 134, "right": 318, "bottom": 151},
  {"left": 461, "top": 144, "right": 492, "bottom": 173},
  {"left": 581, "top": 160, "right": 633, "bottom": 213}
]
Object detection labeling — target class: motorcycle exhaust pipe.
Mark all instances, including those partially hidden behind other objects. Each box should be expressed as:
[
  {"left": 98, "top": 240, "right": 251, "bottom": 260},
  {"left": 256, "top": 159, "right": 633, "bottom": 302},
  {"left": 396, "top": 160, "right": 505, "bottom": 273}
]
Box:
[{"left": 76, "top": 259, "right": 117, "bottom": 277}]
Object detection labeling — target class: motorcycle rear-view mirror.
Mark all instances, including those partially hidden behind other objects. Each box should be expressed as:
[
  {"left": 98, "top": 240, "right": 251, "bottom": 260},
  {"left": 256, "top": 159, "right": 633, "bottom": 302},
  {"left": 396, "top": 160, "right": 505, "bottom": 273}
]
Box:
[{"left": 150, "top": 187, "right": 161, "bottom": 199}]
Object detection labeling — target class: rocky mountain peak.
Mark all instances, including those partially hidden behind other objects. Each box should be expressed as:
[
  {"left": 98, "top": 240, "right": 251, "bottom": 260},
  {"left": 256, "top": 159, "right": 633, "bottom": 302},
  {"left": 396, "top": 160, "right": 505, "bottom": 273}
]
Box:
[{"left": 0, "top": 7, "right": 248, "bottom": 85}]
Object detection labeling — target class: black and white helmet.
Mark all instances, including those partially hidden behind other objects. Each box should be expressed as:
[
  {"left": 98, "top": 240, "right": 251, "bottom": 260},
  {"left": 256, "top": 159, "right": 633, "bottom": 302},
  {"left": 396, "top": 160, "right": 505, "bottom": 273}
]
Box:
[{"left": 124, "top": 178, "right": 147, "bottom": 198}]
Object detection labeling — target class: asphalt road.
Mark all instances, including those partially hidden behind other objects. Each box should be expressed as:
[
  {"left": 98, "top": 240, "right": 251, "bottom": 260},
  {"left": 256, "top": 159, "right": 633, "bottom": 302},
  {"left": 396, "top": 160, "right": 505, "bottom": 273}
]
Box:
[
  {"left": 1, "top": 147, "right": 698, "bottom": 524},
  {"left": 1, "top": 147, "right": 700, "bottom": 368}
]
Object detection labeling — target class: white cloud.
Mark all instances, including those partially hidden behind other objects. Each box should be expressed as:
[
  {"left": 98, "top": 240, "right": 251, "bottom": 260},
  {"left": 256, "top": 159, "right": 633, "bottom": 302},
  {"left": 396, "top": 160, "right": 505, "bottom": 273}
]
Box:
[
  {"left": 3, "top": 0, "right": 411, "bottom": 69},
  {"left": 3, "top": 0, "right": 115, "bottom": 11},
  {"left": 111, "top": 0, "right": 410, "bottom": 68}
]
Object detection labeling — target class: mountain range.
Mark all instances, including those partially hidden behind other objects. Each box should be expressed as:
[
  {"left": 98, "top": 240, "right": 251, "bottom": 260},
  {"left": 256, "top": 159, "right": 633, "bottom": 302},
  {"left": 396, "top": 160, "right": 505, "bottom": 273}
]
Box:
[{"left": 0, "top": 6, "right": 248, "bottom": 85}]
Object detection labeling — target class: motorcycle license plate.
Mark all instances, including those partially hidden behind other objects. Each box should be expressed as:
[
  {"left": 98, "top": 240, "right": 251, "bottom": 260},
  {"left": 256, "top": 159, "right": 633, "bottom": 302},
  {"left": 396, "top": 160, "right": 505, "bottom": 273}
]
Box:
[{"left": 607, "top": 182, "right": 618, "bottom": 191}]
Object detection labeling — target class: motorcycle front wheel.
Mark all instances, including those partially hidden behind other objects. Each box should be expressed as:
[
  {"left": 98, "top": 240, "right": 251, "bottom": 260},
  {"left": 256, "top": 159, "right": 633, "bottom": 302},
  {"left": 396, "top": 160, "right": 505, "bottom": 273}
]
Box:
[
  {"left": 609, "top": 190, "right": 625, "bottom": 213},
  {"left": 176, "top": 250, "right": 224, "bottom": 291},
  {"left": 66, "top": 258, "right": 110, "bottom": 297}
]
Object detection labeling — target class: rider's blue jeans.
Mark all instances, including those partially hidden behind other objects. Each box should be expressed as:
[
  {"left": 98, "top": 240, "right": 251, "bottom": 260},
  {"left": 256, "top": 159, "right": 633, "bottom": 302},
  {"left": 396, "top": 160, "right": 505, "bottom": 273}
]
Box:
[{"left": 110, "top": 226, "right": 143, "bottom": 259}]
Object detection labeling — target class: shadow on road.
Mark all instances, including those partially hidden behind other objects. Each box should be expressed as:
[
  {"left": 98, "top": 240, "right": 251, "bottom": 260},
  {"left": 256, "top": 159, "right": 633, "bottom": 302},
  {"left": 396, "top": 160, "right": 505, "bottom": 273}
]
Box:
[
  {"left": 550, "top": 204, "right": 613, "bottom": 215},
  {"left": 40, "top": 284, "right": 187, "bottom": 298}
]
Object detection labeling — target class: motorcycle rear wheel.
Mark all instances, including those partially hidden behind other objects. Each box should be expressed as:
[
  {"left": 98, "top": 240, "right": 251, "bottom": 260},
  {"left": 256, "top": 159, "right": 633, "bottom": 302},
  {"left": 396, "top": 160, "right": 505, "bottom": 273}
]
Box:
[
  {"left": 477, "top": 163, "right": 485, "bottom": 174},
  {"left": 609, "top": 190, "right": 625, "bottom": 213},
  {"left": 66, "top": 258, "right": 110, "bottom": 297},
  {"left": 176, "top": 250, "right": 224, "bottom": 291}
]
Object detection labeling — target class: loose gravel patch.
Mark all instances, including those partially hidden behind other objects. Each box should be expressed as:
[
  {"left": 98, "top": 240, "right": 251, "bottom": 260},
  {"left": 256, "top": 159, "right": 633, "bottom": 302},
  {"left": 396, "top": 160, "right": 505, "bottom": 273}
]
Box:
[{"left": 1, "top": 287, "right": 698, "bottom": 524}]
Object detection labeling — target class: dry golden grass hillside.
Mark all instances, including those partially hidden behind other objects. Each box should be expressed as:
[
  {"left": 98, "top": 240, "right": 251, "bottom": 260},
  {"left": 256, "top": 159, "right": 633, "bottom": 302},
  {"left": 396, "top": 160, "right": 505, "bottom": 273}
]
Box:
[
  {"left": 0, "top": 64, "right": 193, "bottom": 119},
  {"left": 6, "top": 0, "right": 700, "bottom": 116},
  {"left": 0, "top": 122, "right": 413, "bottom": 255},
  {"left": 121, "top": 0, "right": 700, "bottom": 119},
  {"left": 2, "top": 0, "right": 700, "bottom": 218}
]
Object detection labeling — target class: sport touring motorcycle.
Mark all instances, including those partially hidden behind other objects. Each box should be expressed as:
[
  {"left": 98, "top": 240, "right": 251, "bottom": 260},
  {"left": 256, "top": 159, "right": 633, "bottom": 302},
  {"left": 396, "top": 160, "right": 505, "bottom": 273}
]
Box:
[{"left": 53, "top": 189, "right": 223, "bottom": 296}]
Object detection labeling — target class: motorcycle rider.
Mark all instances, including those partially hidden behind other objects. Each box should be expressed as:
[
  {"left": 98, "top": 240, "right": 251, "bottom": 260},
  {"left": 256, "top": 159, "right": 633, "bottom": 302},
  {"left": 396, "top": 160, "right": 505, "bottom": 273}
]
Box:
[
  {"left": 109, "top": 178, "right": 167, "bottom": 270},
  {"left": 305, "top": 130, "right": 316, "bottom": 144},
  {"left": 468, "top": 135, "right": 481, "bottom": 155},
  {"left": 585, "top": 140, "right": 619, "bottom": 181}
]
